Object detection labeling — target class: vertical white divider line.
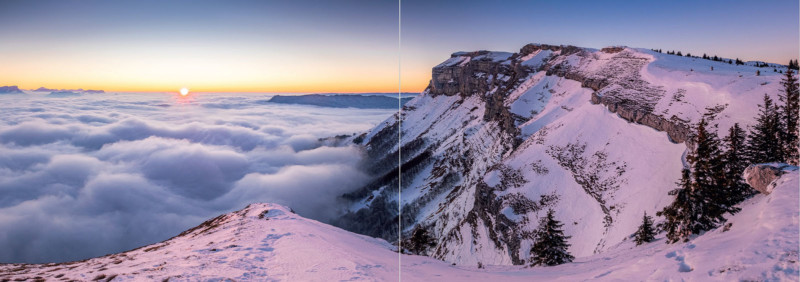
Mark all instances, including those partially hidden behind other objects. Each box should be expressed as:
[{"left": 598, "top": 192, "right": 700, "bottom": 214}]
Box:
[{"left": 397, "top": 0, "right": 403, "bottom": 281}]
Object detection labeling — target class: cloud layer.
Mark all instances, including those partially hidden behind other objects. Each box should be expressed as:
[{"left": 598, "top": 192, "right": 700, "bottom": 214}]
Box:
[{"left": 0, "top": 93, "right": 393, "bottom": 263}]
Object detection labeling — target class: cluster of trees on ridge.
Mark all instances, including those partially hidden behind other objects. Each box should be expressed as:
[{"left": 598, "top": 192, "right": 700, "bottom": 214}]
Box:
[{"left": 651, "top": 48, "right": 800, "bottom": 72}]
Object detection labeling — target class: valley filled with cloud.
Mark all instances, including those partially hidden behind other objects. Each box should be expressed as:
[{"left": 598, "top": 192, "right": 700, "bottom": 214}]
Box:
[{"left": 0, "top": 92, "right": 396, "bottom": 263}]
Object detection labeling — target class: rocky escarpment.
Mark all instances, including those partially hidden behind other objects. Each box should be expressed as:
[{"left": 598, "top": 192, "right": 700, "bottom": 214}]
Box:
[
  {"left": 338, "top": 43, "right": 778, "bottom": 266},
  {"left": 537, "top": 44, "right": 692, "bottom": 144},
  {"left": 429, "top": 44, "right": 693, "bottom": 145},
  {"left": 339, "top": 45, "right": 686, "bottom": 264},
  {"left": 430, "top": 51, "right": 526, "bottom": 138},
  {"left": 590, "top": 93, "right": 692, "bottom": 143}
]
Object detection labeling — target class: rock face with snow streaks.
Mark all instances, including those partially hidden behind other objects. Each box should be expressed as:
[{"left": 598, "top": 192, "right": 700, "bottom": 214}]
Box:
[{"left": 336, "top": 43, "right": 792, "bottom": 266}]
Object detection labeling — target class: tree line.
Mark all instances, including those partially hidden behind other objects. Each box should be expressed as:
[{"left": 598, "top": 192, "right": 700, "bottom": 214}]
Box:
[{"left": 651, "top": 48, "right": 800, "bottom": 71}]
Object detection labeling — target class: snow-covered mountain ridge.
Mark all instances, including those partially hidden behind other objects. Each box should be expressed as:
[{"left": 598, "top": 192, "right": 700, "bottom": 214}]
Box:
[{"left": 336, "top": 43, "right": 794, "bottom": 266}]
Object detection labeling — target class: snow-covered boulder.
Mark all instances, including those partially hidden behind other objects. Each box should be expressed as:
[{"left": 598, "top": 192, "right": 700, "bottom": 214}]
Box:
[{"left": 743, "top": 163, "right": 798, "bottom": 194}]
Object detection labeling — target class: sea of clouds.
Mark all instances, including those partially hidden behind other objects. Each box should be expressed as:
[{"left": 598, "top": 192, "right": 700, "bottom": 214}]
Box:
[{"left": 0, "top": 92, "right": 397, "bottom": 263}]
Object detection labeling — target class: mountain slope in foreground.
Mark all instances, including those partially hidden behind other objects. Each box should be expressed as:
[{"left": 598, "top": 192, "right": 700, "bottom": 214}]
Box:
[{"left": 1, "top": 170, "right": 797, "bottom": 281}]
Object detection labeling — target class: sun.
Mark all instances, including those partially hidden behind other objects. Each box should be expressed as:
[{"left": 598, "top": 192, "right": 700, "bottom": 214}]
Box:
[{"left": 180, "top": 88, "right": 189, "bottom": 96}]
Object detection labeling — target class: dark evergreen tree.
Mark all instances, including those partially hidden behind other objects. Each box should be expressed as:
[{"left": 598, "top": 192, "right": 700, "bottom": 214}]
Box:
[
  {"left": 676, "top": 51, "right": 683, "bottom": 56},
  {"left": 736, "top": 58, "right": 744, "bottom": 65},
  {"left": 722, "top": 123, "right": 754, "bottom": 204},
  {"left": 687, "top": 117, "right": 731, "bottom": 232},
  {"left": 746, "top": 94, "right": 782, "bottom": 163},
  {"left": 779, "top": 69, "right": 799, "bottom": 165},
  {"left": 530, "top": 209, "right": 574, "bottom": 266},
  {"left": 405, "top": 226, "right": 436, "bottom": 255},
  {"left": 634, "top": 212, "right": 656, "bottom": 245},
  {"left": 789, "top": 59, "right": 799, "bottom": 70},
  {"left": 657, "top": 169, "right": 695, "bottom": 243}
]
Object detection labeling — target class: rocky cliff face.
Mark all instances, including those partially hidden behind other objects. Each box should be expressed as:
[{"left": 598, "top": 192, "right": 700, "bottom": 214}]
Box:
[{"left": 335, "top": 43, "right": 787, "bottom": 266}]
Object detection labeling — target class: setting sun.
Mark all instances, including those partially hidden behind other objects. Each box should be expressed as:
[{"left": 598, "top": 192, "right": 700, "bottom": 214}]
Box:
[{"left": 180, "top": 88, "right": 189, "bottom": 96}]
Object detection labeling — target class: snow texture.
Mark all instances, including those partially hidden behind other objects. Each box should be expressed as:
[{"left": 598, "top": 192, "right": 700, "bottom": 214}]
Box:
[{"left": 2, "top": 171, "right": 796, "bottom": 280}]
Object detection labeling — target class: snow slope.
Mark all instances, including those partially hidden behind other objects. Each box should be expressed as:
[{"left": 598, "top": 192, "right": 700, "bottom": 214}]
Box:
[{"left": 1, "top": 171, "right": 796, "bottom": 281}]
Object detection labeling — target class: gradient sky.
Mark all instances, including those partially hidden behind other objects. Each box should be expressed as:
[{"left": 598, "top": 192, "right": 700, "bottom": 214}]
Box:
[
  {"left": 401, "top": 0, "right": 799, "bottom": 91},
  {"left": 1, "top": 0, "right": 797, "bottom": 92},
  {"left": 0, "top": 0, "right": 398, "bottom": 92}
]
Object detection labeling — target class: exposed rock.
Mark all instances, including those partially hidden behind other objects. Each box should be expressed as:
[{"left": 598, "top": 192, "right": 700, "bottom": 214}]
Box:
[
  {"left": 743, "top": 164, "right": 797, "bottom": 194},
  {"left": 601, "top": 46, "right": 625, "bottom": 53},
  {"left": 591, "top": 92, "right": 692, "bottom": 143},
  {"left": 519, "top": 43, "right": 580, "bottom": 57},
  {"left": 429, "top": 51, "right": 525, "bottom": 137},
  {"left": 544, "top": 49, "right": 691, "bottom": 145}
]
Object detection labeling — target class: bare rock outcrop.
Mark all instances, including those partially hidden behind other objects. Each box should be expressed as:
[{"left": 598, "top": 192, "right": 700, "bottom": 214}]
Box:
[
  {"left": 591, "top": 92, "right": 692, "bottom": 143},
  {"left": 743, "top": 163, "right": 797, "bottom": 194}
]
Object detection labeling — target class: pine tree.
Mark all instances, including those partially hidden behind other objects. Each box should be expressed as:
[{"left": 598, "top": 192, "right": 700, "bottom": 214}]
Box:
[
  {"left": 530, "top": 209, "right": 574, "bottom": 266},
  {"left": 746, "top": 94, "right": 782, "bottom": 163},
  {"left": 722, "top": 123, "right": 754, "bottom": 204},
  {"left": 779, "top": 69, "right": 799, "bottom": 165},
  {"left": 789, "top": 59, "right": 800, "bottom": 70},
  {"left": 634, "top": 212, "right": 656, "bottom": 245},
  {"left": 657, "top": 169, "right": 695, "bottom": 243},
  {"left": 687, "top": 117, "right": 730, "bottom": 232}
]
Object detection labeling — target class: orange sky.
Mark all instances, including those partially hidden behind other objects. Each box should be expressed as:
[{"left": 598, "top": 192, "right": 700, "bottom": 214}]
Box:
[{"left": 0, "top": 43, "right": 420, "bottom": 93}]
